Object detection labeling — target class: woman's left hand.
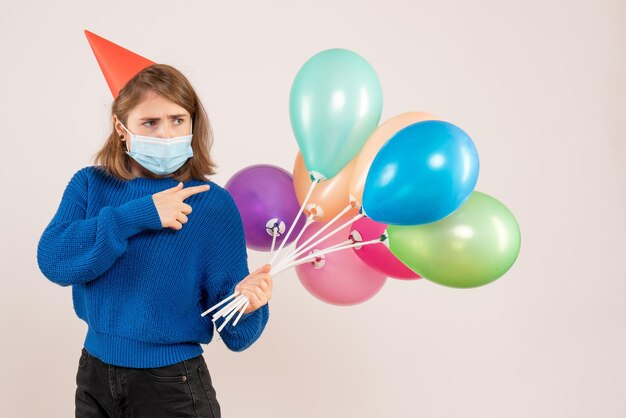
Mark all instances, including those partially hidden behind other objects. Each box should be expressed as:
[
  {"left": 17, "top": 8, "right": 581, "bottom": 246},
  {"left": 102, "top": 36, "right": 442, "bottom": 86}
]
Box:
[{"left": 234, "top": 264, "right": 273, "bottom": 314}]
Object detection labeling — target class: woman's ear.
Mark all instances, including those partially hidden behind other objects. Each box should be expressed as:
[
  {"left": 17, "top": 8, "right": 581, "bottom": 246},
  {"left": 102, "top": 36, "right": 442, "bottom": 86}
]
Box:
[{"left": 113, "top": 115, "right": 124, "bottom": 139}]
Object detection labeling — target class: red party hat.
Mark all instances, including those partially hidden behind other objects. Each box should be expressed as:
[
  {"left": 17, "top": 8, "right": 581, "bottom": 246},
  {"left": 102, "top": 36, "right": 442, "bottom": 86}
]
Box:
[{"left": 84, "top": 30, "right": 155, "bottom": 98}]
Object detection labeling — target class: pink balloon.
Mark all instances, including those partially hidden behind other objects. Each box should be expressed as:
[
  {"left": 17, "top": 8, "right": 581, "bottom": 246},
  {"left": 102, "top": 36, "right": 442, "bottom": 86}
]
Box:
[
  {"left": 295, "top": 215, "right": 387, "bottom": 306},
  {"left": 350, "top": 217, "right": 421, "bottom": 280}
]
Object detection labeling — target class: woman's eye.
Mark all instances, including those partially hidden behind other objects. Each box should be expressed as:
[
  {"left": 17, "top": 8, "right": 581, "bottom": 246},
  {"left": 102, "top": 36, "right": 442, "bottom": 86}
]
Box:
[
  {"left": 143, "top": 121, "right": 156, "bottom": 127},
  {"left": 175, "top": 118, "right": 184, "bottom": 125}
]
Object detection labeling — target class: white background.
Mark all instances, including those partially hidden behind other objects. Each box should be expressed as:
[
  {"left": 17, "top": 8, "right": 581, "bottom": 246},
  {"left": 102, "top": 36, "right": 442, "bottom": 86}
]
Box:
[{"left": 1, "top": 0, "right": 625, "bottom": 416}]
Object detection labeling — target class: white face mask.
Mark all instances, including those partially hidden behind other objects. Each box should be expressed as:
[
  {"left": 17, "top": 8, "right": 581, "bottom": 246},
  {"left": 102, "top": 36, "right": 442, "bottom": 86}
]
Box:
[{"left": 119, "top": 120, "right": 194, "bottom": 176}]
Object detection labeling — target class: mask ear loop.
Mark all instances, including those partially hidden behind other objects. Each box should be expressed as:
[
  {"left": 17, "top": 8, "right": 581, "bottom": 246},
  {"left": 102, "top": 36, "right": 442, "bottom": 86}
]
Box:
[{"left": 116, "top": 118, "right": 131, "bottom": 152}]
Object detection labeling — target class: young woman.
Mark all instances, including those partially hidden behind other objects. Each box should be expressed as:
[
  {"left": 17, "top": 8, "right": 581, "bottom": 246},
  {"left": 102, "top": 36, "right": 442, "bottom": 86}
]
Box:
[{"left": 37, "top": 63, "right": 272, "bottom": 418}]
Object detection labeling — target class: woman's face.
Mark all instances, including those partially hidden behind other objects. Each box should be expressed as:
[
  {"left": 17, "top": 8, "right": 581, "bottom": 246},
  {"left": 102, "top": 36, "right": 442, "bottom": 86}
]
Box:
[{"left": 113, "top": 90, "right": 192, "bottom": 178}]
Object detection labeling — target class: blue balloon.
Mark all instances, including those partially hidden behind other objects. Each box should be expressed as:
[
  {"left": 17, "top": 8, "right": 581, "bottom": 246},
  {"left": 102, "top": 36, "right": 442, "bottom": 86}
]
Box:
[{"left": 362, "top": 120, "right": 479, "bottom": 225}]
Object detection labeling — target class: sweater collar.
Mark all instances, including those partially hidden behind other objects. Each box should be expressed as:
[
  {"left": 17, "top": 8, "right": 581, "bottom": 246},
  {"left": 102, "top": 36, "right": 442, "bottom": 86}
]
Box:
[
  {"left": 125, "top": 175, "right": 183, "bottom": 193},
  {"left": 91, "top": 166, "right": 204, "bottom": 193}
]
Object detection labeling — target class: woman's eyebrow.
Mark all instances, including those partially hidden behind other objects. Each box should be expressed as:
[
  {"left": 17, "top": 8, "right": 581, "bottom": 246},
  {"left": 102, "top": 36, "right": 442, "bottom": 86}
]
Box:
[{"left": 138, "top": 114, "right": 187, "bottom": 120}]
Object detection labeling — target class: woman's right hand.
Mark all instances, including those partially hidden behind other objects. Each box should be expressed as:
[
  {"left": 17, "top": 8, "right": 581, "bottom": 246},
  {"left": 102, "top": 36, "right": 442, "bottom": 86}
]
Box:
[{"left": 152, "top": 182, "right": 211, "bottom": 230}]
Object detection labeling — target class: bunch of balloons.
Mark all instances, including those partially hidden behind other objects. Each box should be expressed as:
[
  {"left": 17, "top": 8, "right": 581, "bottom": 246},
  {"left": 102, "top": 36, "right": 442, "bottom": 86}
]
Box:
[{"left": 220, "top": 48, "right": 521, "bottom": 312}]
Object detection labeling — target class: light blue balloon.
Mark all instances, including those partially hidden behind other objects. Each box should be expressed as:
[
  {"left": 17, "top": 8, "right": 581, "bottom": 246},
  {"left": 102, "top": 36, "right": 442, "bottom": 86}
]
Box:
[
  {"left": 362, "top": 120, "right": 479, "bottom": 225},
  {"left": 289, "top": 48, "right": 383, "bottom": 180}
]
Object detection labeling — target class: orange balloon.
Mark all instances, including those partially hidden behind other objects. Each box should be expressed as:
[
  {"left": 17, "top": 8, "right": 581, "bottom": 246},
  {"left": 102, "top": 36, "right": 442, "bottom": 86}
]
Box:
[
  {"left": 348, "top": 111, "right": 440, "bottom": 208},
  {"left": 293, "top": 152, "right": 360, "bottom": 222}
]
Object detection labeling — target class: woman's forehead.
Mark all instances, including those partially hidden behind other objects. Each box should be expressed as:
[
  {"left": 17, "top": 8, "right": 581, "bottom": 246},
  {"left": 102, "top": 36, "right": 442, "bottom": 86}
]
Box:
[{"left": 130, "top": 91, "right": 189, "bottom": 118}]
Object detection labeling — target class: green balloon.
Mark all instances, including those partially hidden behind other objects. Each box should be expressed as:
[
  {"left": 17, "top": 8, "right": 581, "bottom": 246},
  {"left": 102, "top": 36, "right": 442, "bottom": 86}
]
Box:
[
  {"left": 387, "top": 191, "right": 521, "bottom": 288},
  {"left": 289, "top": 48, "right": 383, "bottom": 180}
]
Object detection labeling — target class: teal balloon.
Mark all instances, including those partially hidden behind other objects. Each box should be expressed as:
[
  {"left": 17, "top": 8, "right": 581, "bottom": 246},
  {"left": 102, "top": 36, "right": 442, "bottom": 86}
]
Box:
[
  {"left": 289, "top": 49, "right": 383, "bottom": 180},
  {"left": 387, "top": 191, "right": 521, "bottom": 289}
]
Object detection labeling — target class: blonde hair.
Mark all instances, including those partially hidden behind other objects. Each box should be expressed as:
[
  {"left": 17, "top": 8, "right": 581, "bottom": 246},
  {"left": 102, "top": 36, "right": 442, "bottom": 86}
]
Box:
[{"left": 92, "top": 64, "right": 217, "bottom": 181}]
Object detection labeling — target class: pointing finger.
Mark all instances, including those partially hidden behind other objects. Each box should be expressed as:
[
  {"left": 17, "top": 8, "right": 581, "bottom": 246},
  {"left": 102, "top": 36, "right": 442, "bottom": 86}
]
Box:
[{"left": 178, "top": 184, "right": 211, "bottom": 200}]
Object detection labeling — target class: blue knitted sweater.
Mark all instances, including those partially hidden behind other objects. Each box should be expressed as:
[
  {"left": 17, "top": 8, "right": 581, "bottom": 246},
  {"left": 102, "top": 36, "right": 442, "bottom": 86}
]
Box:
[{"left": 37, "top": 165, "right": 269, "bottom": 368}]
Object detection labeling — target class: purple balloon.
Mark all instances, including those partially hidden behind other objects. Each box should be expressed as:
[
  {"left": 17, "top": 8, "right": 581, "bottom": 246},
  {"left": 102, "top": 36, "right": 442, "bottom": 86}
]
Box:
[{"left": 225, "top": 165, "right": 306, "bottom": 252}]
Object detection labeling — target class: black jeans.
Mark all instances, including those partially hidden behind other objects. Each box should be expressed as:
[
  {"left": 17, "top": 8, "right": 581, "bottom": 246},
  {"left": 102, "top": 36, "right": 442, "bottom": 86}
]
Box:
[{"left": 75, "top": 347, "right": 221, "bottom": 418}]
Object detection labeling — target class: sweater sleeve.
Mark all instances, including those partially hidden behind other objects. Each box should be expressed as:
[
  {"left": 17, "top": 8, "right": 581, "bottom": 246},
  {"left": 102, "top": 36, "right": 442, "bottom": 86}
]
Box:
[
  {"left": 37, "top": 167, "right": 164, "bottom": 287},
  {"left": 203, "top": 188, "right": 269, "bottom": 352}
]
